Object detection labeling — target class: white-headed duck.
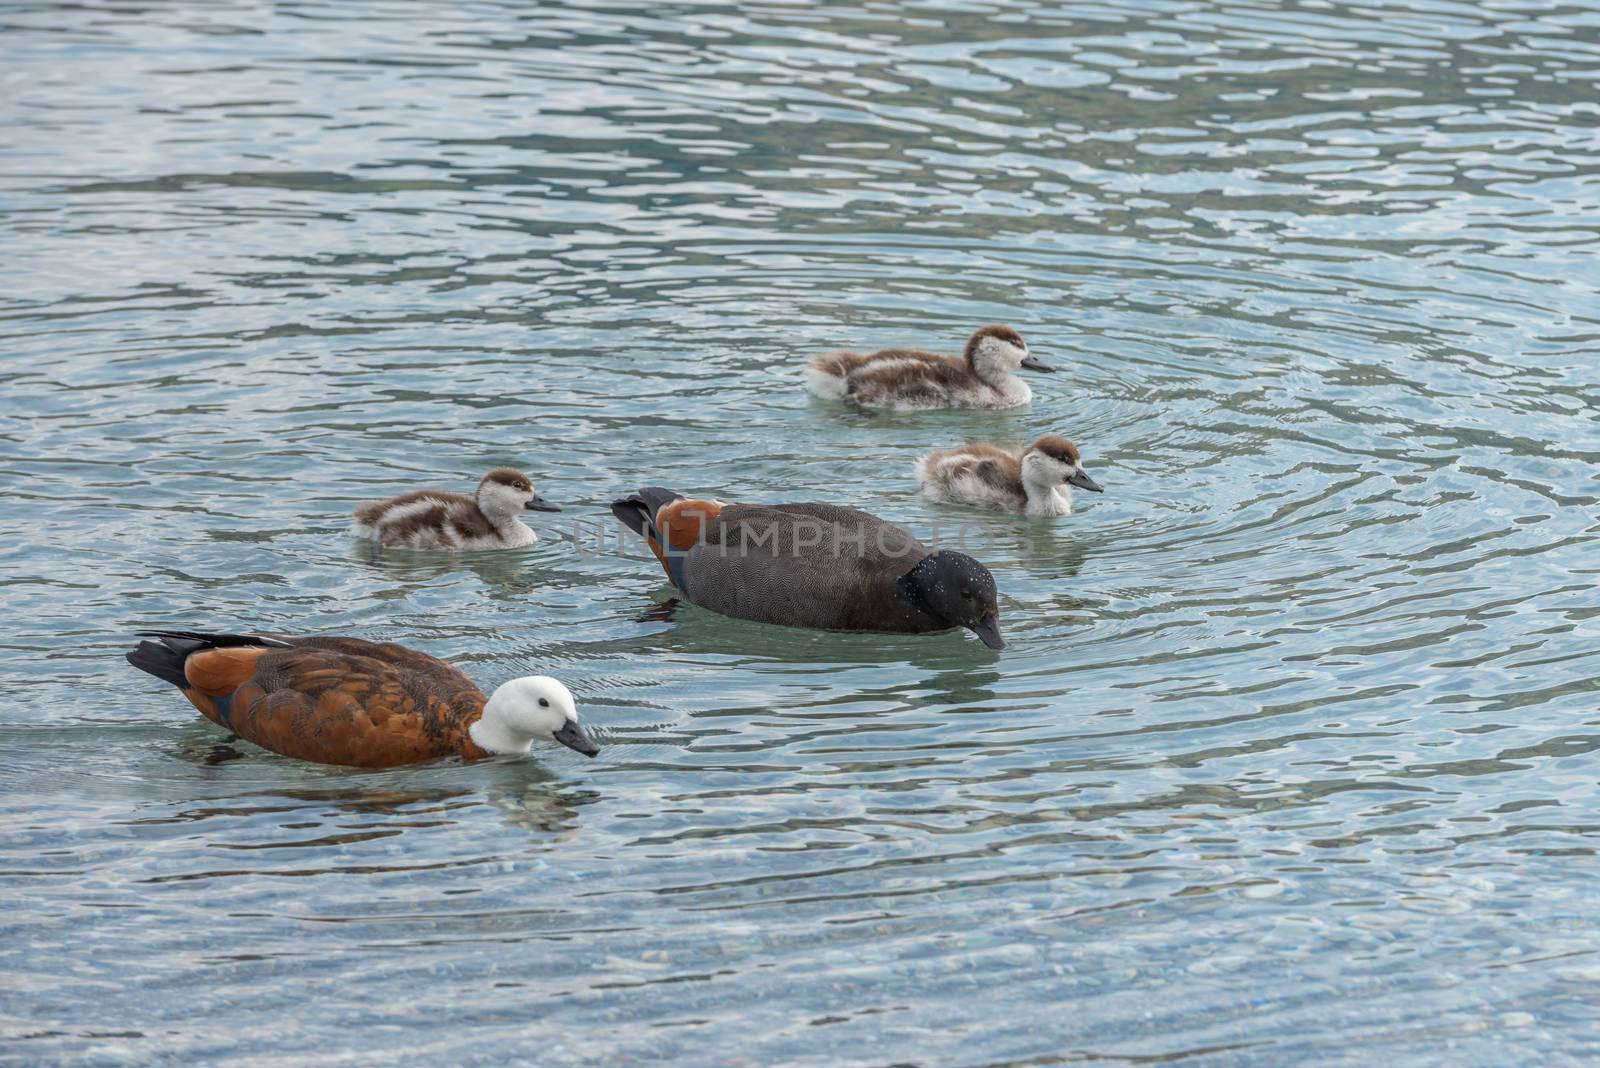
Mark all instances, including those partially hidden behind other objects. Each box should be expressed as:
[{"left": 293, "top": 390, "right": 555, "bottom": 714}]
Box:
[{"left": 126, "top": 630, "right": 599, "bottom": 767}]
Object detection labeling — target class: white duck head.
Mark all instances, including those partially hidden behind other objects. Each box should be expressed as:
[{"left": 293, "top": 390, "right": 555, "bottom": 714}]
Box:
[{"left": 471, "top": 675, "right": 598, "bottom": 757}]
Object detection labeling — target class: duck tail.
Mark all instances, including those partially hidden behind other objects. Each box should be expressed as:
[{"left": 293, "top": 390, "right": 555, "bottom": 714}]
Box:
[
  {"left": 126, "top": 639, "right": 193, "bottom": 689},
  {"left": 610, "top": 487, "right": 684, "bottom": 539},
  {"left": 126, "top": 630, "right": 293, "bottom": 689}
]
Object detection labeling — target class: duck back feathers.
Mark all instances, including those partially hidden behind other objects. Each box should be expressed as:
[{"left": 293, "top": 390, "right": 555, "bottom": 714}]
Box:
[
  {"left": 680, "top": 503, "right": 936, "bottom": 633},
  {"left": 917, "top": 444, "right": 1030, "bottom": 513},
  {"left": 354, "top": 489, "right": 496, "bottom": 548}
]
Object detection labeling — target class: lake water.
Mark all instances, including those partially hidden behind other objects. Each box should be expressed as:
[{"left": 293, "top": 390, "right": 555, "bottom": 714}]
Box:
[{"left": 3, "top": 1, "right": 1599, "bottom": 1064}]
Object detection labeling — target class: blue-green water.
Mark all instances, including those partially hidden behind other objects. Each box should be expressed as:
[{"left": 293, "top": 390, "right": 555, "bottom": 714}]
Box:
[{"left": 3, "top": 1, "right": 1599, "bottom": 1064}]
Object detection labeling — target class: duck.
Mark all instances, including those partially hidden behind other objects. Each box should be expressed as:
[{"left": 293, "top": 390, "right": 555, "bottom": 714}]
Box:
[
  {"left": 917, "top": 435, "right": 1103, "bottom": 516},
  {"left": 352, "top": 467, "right": 559, "bottom": 550},
  {"left": 610, "top": 488, "right": 1006, "bottom": 649},
  {"left": 126, "top": 629, "right": 599, "bottom": 767},
  {"left": 805, "top": 324, "right": 1054, "bottom": 410}
]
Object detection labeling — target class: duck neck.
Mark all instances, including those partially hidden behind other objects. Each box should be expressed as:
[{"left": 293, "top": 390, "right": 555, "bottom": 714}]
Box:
[
  {"left": 497, "top": 514, "right": 535, "bottom": 537},
  {"left": 893, "top": 560, "right": 946, "bottom": 627},
  {"left": 468, "top": 700, "right": 533, "bottom": 755}
]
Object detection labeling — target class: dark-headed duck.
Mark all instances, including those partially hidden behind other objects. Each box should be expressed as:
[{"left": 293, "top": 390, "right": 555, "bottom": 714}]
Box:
[{"left": 610, "top": 488, "right": 1006, "bottom": 649}]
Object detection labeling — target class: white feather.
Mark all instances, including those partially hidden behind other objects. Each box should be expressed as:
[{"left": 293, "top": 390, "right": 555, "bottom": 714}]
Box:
[{"left": 804, "top": 362, "right": 850, "bottom": 401}]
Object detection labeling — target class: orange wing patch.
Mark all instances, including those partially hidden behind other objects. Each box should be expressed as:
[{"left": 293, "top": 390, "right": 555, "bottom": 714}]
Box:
[
  {"left": 658, "top": 499, "right": 722, "bottom": 551},
  {"left": 184, "top": 646, "right": 272, "bottom": 697},
  {"left": 641, "top": 498, "right": 722, "bottom": 579}
]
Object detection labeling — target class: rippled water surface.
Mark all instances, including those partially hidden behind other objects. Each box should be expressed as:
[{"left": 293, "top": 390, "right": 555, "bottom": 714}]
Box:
[{"left": 4, "top": 1, "right": 1600, "bottom": 1064}]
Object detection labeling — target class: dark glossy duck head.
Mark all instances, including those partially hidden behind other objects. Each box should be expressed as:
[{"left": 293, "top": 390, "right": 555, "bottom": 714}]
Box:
[{"left": 896, "top": 550, "right": 1004, "bottom": 650}]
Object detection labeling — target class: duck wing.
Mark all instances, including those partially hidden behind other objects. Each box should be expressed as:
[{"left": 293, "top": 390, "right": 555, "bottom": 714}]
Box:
[
  {"left": 841, "top": 350, "right": 969, "bottom": 407},
  {"left": 353, "top": 489, "right": 473, "bottom": 526},
  {"left": 288, "top": 636, "right": 477, "bottom": 691},
  {"left": 212, "top": 646, "right": 485, "bottom": 766}
]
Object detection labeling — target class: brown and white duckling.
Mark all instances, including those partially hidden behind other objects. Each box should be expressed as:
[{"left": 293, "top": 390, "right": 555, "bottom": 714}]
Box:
[
  {"left": 805, "top": 324, "right": 1054, "bottom": 410},
  {"left": 916, "top": 435, "right": 1103, "bottom": 516},
  {"left": 352, "top": 467, "right": 560, "bottom": 550}
]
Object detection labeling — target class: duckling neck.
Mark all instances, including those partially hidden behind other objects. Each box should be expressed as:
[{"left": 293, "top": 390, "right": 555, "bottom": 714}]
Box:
[
  {"left": 495, "top": 513, "right": 535, "bottom": 536},
  {"left": 477, "top": 498, "right": 533, "bottom": 534},
  {"left": 1022, "top": 475, "right": 1071, "bottom": 517},
  {"left": 969, "top": 348, "right": 1018, "bottom": 388}
]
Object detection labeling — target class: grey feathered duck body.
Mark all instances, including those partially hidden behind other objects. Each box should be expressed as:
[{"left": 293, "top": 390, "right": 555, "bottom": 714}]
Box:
[{"left": 611, "top": 489, "right": 1006, "bottom": 649}]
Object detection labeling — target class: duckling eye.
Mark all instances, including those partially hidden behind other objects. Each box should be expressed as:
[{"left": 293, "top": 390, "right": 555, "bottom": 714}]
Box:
[{"left": 538, "top": 698, "right": 550, "bottom": 708}]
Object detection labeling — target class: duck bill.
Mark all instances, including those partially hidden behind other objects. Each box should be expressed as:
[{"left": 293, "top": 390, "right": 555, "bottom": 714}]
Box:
[
  {"left": 966, "top": 615, "right": 1006, "bottom": 651},
  {"left": 526, "top": 495, "right": 563, "bottom": 513},
  {"left": 1066, "top": 469, "right": 1103, "bottom": 493},
  {"left": 1019, "top": 354, "right": 1055, "bottom": 373},
  {"left": 553, "top": 720, "right": 600, "bottom": 758}
]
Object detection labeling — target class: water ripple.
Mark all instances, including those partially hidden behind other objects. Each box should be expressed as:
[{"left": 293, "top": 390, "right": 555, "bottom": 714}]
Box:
[{"left": 3, "top": 0, "right": 1600, "bottom": 1064}]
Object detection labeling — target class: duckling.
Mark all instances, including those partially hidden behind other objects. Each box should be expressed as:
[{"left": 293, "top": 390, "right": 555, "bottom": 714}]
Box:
[
  {"left": 916, "top": 435, "right": 1103, "bottom": 516},
  {"left": 352, "top": 467, "right": 560, "bottom": 550},
  {"left": 805, "top": 324, "right": 1054, "bottom": 410}
]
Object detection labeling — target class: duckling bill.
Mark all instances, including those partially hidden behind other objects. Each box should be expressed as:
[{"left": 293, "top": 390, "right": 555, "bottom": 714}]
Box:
[{"left": 611, "top": 488, "right": 1006, "bottom": 649}]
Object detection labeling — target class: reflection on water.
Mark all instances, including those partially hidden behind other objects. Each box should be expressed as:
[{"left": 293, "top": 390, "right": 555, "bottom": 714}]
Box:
[{"left": 3, "top": 0, "right": 1599, "bottom": 1063}]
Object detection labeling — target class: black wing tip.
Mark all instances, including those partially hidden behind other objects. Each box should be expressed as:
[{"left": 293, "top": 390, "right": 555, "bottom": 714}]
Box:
[
  {"left": 126, "top": 639, "right": 190, "bottom": 688},
  {"left": 610, "top": 487, "right": 685, "bottom": 533},
  {"left": 134, "top": 630, "right": 294, "bottom": 649}
]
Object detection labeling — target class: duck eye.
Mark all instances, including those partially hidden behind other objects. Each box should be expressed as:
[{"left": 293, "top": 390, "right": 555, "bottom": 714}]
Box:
[{"left": 538, "top": 698, "right": 550, "bottom": 708}]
